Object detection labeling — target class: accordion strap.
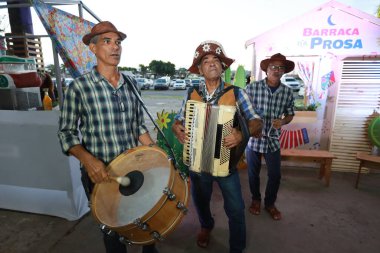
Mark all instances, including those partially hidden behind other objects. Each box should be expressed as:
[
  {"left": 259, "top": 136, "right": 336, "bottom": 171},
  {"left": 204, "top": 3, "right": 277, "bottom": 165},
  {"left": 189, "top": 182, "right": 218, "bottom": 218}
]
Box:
[
  {"left": 187, "top": 85, "right": 234, "bottom": 104},
  {"left": 207, "top": 85, "right": 234, "bottom": 103}
]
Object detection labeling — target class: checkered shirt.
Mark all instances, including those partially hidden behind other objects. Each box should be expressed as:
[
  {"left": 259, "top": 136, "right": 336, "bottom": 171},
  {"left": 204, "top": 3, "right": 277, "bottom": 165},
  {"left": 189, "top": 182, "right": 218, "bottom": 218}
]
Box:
[
  {"left": 58, "top": 68, "right": 148, "bottom": 164},
  {"left": 245, "top": 78, "right": 295, "bottom": 153}
]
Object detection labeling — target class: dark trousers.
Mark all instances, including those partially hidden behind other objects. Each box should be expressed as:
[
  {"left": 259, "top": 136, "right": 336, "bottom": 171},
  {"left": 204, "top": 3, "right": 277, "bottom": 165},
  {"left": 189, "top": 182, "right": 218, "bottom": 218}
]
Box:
[
  {"left": 80, "top": 168, "right": 157, "bottom": 253},
  {"left": 245, "top": 148, "right": 281, "bottom": 207}
]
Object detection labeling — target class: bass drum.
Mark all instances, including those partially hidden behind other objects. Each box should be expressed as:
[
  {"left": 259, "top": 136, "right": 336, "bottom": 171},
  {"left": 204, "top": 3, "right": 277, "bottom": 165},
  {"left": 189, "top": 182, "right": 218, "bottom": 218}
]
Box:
[{"left": 91, "top": 146, "right": 189, "bottom": 245}]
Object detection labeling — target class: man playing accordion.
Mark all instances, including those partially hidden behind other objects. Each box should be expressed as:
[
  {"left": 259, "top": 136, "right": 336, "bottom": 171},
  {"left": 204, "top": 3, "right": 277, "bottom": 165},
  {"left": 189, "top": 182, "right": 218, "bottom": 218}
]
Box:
[{"left": 172, "top": 40, "right": 262, "bottom": 253}]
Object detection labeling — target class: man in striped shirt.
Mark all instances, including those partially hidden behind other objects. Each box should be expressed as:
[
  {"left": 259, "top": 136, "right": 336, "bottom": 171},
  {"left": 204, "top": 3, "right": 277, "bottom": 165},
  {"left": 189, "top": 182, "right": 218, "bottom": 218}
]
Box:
[
  {"left": 245, "top": 53, "right": 295, "bottom": 221},
  {"left": 58, "top": 21, "right": 157, "bottom": 253}
]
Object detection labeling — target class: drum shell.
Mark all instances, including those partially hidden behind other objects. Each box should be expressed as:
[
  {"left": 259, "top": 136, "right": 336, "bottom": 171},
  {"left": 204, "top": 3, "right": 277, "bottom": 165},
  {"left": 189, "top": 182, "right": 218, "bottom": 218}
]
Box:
[{"left": 91, "top": 146, "right": 189, "bottom": 245}]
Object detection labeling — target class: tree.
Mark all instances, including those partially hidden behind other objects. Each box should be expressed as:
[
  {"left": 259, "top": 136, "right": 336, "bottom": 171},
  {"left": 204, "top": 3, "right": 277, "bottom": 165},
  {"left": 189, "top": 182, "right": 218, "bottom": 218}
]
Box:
[
  {"left": 176, "top": 67, "right": 188, "bottom": 78},
  {"left": 119, "top": 66, "right": 137, "bottom": 73},
  {"left": 139, "top": 64, "right": 148, "bottom": 77},
  {"left": 45, "top": 64, "right": 56, "bottom": 76},
  {"left": 149, "top": 60, "right": 175, "bottom": 77}
]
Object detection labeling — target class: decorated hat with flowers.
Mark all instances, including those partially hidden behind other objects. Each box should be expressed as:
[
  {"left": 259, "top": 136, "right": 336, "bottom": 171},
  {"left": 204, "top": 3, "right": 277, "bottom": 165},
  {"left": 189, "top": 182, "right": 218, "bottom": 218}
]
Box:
[{"left": 188, "top": 40, "right": 234, "bottom": 74}]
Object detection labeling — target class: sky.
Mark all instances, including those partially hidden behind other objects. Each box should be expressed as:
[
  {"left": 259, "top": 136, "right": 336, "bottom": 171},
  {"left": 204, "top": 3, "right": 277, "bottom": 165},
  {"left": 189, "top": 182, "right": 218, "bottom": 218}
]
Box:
[{"left": 1, "top": 0, "right": 379, "bottom": 71}]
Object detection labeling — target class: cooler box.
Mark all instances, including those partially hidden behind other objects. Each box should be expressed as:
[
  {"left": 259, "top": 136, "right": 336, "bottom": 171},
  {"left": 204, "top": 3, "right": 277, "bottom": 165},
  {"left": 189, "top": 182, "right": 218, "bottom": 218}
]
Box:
[{"left": 0, "top": 55, "right": 41, "bottom": 88}]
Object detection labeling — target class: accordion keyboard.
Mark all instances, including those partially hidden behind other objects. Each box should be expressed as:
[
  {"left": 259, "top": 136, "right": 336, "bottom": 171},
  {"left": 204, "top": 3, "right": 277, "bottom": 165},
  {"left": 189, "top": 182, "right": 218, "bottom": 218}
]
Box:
[{"left": 183, "top": 100, "right": 236, "bottom": 177}]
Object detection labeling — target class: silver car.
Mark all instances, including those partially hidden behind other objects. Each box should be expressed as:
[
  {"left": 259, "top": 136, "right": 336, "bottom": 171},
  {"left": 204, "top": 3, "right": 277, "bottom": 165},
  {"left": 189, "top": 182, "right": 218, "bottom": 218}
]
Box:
[{"left": 281, "top": 76, "right": 301, "bottom": 92}]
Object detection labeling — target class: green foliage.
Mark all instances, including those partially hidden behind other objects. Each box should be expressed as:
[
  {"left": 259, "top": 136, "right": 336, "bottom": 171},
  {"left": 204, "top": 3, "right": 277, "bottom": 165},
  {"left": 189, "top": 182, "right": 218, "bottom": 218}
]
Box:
[
  {"left": 234, "top": 65, "right": 246, "bottom": 88},
  {"left": 294, "top": 101, "right": 320, "bottom": 111},
  {"left": 224, "top": 67, "right": 231, "bottom": 83},
  {"left": 119, "top": 66, "right": 137, "bottom": 73},
  {"left": 149, "top": 60, "right": 176, "bottom": 77},
  {"left": 156, "top": 111, "right": 188, "bottom": 175},
  {"left": 45, "top": 64, "right": 56, "bottom": 76},
  {"left": 139, "top": 64, "right": 148, "bottom": 76},
  {"left": 177, "top": 68, "right": 187, "bottom": 79}
]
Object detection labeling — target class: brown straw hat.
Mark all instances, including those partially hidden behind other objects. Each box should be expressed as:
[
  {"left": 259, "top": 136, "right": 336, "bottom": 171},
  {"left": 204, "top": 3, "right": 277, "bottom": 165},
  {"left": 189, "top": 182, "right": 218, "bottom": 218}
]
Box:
[
  {"left": 260, "top": 53, "right": 295, "bottom": 73},
  {"left": 82, "top": 21, "right": 126, "bottom": 45},
  {"left": 188, "top": 40, "right": 234, "bottom": 74}
]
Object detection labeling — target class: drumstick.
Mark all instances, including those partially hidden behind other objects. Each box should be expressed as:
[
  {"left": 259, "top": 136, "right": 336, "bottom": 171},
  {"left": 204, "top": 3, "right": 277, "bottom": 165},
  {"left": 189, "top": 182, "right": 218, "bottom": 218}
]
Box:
[{"left": 110, "top": 176, "right": 131, "bottom": 186}]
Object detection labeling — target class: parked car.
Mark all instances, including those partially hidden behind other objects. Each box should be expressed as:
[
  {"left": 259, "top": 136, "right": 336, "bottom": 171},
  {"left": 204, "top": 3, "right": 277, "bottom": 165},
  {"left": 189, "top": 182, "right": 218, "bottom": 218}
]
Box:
[
  {"left": 281, "top": 76, "right": 301, "bottom": 92},
  {"left": 135, "top": 78, "right": 150, "bottom": 90},
  {"left": 298, "top": 86, "right": 305, "bottom": 98},
  {"left": 146, "top": 78, "right": 154, "bottom": 88},
  {"left": 173, "top": 79, "right": 187, "bottom": 90},
  {"left": 190, "top": 79, "right": 201, "bottom": 87},
  {"left": 184, "top": 79, "right": 191, "bottom": 87},
  {"left": 154, "top": 78, "right": 170, "bottom": 90}
]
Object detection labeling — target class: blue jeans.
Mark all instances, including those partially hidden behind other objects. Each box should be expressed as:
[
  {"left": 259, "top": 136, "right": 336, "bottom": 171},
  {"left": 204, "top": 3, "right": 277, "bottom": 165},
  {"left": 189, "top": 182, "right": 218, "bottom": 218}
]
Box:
[
  {"left": 190, "top": 171, "right": 246, "bottom": 253},
  {"left": 103, "top": 232, "right": 157, "bottom": 253},
  {"left": 245, "top": 147, "right": 281, "bottom": 207}
]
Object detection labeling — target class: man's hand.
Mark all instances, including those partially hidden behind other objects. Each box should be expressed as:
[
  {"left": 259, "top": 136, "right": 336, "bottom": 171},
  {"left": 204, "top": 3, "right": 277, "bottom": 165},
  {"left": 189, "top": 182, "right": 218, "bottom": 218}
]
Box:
[
  {"left": 272, "top": 119, "right": 283, "bottom": 129},
  {"left": 224, "top": 128, "right": 242, "bottom": 149},
  {"left": 82, "top": 156, "right": 108, "bottom": 184},
  {"left": 172, "top": 120, "right": 187, "bottom": 144},
  {"left": 249, "top": 118, "right": 263, "bottom": 138}
]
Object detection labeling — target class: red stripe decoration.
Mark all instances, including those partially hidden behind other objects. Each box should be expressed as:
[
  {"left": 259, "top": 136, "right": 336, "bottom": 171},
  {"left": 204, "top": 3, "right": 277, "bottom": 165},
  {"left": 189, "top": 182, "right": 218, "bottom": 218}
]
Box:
[
  {"left": 289, "top": 131, "right": 294, "bottom": 148},
  {"left": 280, "top": 128, "right": 310, "bottom": 149}
]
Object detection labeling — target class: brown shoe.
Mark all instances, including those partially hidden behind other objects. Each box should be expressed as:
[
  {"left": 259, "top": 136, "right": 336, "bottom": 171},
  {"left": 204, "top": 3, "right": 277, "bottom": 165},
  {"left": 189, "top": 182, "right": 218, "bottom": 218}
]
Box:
[
  {"left": 265, "top": 205, "right": 282, "bottom": 220},
  {"left": 197, "top": 228, "right": 212, "bottom": 248},
  {"left": 249, "top": 200, "right": 261, "bottom": 215}
]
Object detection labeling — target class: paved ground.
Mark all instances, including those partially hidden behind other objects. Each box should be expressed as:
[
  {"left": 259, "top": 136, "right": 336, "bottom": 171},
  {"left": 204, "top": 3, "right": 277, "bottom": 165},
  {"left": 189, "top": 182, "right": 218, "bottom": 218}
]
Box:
[
  {"left": 2, "top": 90, "right": 379, "bottom": 252},
  {"left": 1, "top": 166, "right": 380, "bottom": 253}
]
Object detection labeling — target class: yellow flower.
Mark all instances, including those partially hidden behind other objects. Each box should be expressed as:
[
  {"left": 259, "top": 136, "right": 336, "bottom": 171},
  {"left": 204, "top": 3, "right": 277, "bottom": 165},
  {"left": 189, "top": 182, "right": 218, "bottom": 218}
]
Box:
[{"left": 156, "top": 110, "right": 171, "bottom": 129}]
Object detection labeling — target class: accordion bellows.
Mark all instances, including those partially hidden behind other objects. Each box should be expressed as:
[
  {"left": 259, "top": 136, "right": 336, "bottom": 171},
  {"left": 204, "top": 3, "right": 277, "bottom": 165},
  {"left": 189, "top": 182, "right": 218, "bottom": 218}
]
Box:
[{"left": 183, "top": 100, "right": 236, "bottom": 177}]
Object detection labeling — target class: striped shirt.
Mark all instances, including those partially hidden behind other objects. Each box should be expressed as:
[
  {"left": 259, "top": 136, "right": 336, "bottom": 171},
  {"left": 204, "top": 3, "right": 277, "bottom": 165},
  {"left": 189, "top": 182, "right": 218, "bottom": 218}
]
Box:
[
  {"left": 58, "top": 68, "right": 148, "bottom": 164},
  {"left": 245, "top": 78, "right": 295, "bottom": 153},
  {"left": 175, "top": 80, "right": 261, "bottom": 122}
]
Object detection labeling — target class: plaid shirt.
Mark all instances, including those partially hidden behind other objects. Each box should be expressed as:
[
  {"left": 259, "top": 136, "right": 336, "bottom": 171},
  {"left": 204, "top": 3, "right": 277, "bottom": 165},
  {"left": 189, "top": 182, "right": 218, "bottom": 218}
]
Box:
[
  {"left": 175, "top": 80, "right": 260, "bottom": 122},
  {"left": 58, "top": 68, "right": 148, "bottom": 164},
  {"left": 245, "top": 78, "right": 294, "bottom": 153}
]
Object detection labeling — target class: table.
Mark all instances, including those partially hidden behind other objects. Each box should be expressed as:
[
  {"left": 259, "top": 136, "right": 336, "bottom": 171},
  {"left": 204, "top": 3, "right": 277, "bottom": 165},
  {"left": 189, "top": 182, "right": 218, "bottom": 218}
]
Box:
[
  {"left": 0, "top": 110, "right": 89, "bottom": 220},
  {"left": 355, "top": 152, "right": 380, "bottom": 189}
]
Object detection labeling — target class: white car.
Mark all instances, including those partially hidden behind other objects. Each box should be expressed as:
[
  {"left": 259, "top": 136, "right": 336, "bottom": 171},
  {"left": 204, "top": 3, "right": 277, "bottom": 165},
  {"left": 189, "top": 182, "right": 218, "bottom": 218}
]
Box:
[
  {"left": 146, "top": 79, "right": 154, "bottom": 88},
  {"left": 173, "top": 79, "right": 187, "bottom": 90},
  {"left": 135, "top": 78, "right": 150, "bottom": 90},
  {"left": 298, "top": 86, "right": 305, "bottom": 98},
  {"left": 281, "top": 76, "right": 301, "bottom": 92}
]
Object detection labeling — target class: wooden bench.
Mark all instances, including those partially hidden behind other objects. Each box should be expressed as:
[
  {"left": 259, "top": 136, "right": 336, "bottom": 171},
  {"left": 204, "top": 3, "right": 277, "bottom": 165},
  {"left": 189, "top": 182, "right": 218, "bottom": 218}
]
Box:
[
  {"left": 355, "top": 152, "right": 380, "bottom": 189},
  {"left": 281, "top": 149, "right": 336, "bottom": 187}
]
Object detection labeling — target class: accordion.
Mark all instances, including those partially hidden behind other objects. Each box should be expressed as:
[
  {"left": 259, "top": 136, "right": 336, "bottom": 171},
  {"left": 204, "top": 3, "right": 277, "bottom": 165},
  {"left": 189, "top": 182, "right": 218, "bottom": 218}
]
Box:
[{"left": 183, "top": 100, "right": 238, "bottom": 177}]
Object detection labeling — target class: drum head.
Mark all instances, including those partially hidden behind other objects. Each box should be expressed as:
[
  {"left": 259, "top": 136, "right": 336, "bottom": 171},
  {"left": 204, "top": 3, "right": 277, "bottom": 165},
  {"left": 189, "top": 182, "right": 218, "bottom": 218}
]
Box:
[{"left": 92, "top": 147, "right": 171, "bottom": 228}]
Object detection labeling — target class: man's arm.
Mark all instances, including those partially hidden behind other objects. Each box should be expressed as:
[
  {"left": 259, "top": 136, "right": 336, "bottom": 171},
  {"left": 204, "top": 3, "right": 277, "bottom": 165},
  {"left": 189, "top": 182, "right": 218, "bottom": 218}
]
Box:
[
  {"left": 272, "top": 115, "right": 294, "bottom": 129},
  {"left": 139, "top": 132, "right": 155, "bottom": 146},
  {"left": 248, "top": 118, "right": 263, "bottom": 138},
  {"left": 68, "top": 144, "right": 108, "bottom": 184}
]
